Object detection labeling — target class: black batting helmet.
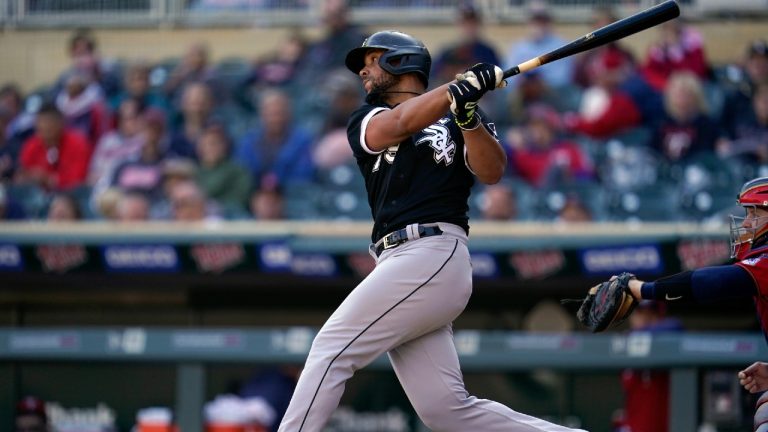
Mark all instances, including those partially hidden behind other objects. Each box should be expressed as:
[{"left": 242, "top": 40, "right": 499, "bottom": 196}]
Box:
[{"left": 345, "top": 30, "right": 432, "bottom": 88}]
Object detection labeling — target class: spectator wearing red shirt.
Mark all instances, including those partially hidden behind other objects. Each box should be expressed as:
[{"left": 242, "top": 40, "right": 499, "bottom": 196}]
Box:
[
  {"left": 16, "top": 103, "right": 92, "bottom": 191},
  {"left": 640, "top": 19, "right": 710, "bottom": 92},
  {"left": 564, "top": 50, "right": 642, "bottom": 140},
  {"left": 507, "top": 104, "right": 594, "bottom": 188}
]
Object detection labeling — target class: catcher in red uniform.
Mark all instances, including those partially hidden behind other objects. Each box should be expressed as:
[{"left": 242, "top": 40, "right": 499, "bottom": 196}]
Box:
[{"left": 575, "top": 177, "right": 768, "bottom": 409}]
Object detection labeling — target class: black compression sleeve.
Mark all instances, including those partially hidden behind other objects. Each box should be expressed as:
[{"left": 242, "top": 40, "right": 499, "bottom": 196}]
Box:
[
  {"left": 641, "top": 271, "right": 693, "bottom": 301},
  {"left": 641, "top": 265, "right": 756, "bottom": 303}
]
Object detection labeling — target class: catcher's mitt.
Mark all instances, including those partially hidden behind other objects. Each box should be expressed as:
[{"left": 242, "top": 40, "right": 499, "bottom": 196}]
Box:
[{"left": 574, "top": 272, "right": 638, "bottom": 332}]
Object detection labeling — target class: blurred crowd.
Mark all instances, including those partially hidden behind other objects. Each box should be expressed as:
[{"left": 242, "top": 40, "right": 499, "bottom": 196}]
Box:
[{"left": 0, "top": 0, "right": 766, "bottom": 225}]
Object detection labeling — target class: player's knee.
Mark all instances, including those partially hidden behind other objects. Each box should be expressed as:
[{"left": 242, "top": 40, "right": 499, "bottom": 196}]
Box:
[{"left": 414, "top": 398, "right": 467, "bottom": 431}]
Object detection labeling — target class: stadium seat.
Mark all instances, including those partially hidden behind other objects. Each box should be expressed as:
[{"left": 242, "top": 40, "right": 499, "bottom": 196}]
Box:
[
  {"left": 315, "top": 163, "right": 365, "bottom": 192},
  {"left": 7, "top": 184, "right": 49, "bottom": 219},
  {"left": 24, "top": 85, "right": 54, "bottom": 114},
  {"left": 599, "top": 143, "right": 669, "bottom": 192},
  {"left": 282, "top": 181, "right": 323, "bottom": 220},
  {"left": 315, "top": 188, "right": 370, "bottom": 220},
  {"left": 702, "top": 80, "right": 725, "bottom": 120},
  {"left": 605, "top": 183, "right": 680, "bottom": 222},
  {"left": 533, "top": 179, "right": 607, "bottom": 222},
  {"left": 68, "top": 185, "right": 96, "bottom": 219},
  {"left": 148, "top": 57, "right": 180, "bottom": 90}
]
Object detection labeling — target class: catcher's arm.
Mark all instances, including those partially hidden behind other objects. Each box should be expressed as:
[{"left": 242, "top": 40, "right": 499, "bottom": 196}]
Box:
[{"left": 627, "top": 277, "right": 643, "bottom": 301}]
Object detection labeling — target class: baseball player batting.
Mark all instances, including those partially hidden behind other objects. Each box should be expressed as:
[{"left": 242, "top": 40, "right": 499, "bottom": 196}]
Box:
[{"left": 277, "top": 30, "right": 586, "bottom": 432}]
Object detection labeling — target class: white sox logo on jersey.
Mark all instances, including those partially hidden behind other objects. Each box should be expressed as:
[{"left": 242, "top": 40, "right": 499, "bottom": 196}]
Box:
[{"left": 416, "top": 122, "right": 455, "bottom": 166}]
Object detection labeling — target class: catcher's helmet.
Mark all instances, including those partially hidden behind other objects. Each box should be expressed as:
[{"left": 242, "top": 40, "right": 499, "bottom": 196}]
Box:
[
  {"left": 345, "top": 30, "right": 431, "bottom": 88},
  {"left": 730, "top": 177, "right": 768, "bottom": 258}
]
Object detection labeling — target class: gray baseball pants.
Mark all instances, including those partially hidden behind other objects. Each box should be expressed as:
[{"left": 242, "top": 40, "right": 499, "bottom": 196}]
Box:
[{"left": 278, "top": 223, "right": 587, "bottom": 432}]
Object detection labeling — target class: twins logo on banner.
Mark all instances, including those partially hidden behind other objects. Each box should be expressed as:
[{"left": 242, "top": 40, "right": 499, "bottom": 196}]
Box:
[
  {"left": 36, "top": 244, "right": 87, "bottom": 273},
  {"left": 190, "top": 243, "right": 245, "bottom": 273},
  {"left": 676, "top": 239, "right": 729, "bottom": 270},
  {"left": 509, "top": 250, "right": 565, "bottom": 279}
]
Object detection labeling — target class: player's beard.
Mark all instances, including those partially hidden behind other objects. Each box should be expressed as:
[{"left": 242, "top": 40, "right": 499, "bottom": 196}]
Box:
[{"left": 365, "top": 73, "right": 399, "bottom": 105}]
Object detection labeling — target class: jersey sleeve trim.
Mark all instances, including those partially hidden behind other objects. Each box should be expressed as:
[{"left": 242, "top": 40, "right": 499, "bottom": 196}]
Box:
[{"left": 359, "top": 107, "right": 389, "bottom": 155}]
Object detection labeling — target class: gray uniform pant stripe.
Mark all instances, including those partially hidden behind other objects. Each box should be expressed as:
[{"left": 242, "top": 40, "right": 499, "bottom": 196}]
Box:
[{"left": 296, "top": 240, "right": 459, "bottom": 431}]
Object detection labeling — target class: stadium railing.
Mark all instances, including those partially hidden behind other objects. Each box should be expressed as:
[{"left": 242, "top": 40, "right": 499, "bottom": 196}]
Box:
[{"left": 0, "top": 327, "right": 761, "bottom": 432}]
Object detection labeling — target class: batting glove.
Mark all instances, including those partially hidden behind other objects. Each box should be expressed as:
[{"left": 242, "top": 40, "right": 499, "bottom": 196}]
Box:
[
  {"left": 447, "top": 80, "right": 481, "bottom": 130},
  {"left": 455, "top": 63, "right": 507, "bottom": 92}
]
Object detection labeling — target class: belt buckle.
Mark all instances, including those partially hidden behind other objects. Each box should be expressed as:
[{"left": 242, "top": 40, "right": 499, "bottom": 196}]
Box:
[{"left": 382, "top": 234, "right": 396, "bottom": 250}]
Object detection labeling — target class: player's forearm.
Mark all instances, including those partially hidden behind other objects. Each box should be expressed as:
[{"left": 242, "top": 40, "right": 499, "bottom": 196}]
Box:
[
  {"left": 389, "top": 83, "right": 452, "bottom": 135},
  {"left": 464, "top": 127, "right": 506, "bottom": 184},
  {"left": 630, "top": 265, "right": 756, "bottom": 303}
]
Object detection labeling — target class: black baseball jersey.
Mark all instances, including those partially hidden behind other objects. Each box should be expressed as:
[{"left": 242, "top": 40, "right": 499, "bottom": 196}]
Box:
[{"left": 347, "top": 102, "right": 498, "bottom": 243}]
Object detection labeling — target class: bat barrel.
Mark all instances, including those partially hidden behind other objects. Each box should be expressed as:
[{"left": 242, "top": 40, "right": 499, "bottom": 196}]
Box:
[{"left": 503, "top": 0, "right": 680, "bottom": 79}]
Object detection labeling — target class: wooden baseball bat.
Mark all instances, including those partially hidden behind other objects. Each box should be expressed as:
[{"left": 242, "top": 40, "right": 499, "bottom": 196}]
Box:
[{"left": 504, "top": 0, "right": 680, "bottom": 79}]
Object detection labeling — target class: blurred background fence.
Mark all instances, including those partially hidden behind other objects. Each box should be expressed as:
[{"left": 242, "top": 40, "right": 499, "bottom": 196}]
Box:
[{"left": 1, "top": 0, "right": 766, "bottom": 28}]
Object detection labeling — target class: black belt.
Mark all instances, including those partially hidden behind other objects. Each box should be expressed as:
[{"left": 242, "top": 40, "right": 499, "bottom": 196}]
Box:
[{"left": 374, "top": 225, "right": 443, "bottom": 256}]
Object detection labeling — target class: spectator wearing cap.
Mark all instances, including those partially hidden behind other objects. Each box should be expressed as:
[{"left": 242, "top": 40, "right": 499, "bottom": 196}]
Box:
[
  {"left": 432, "top": 3, "right": 501, "bottom": 86},
  {"left": 721, "top": 40, "right": 768, "bottom": 140},
  {"left": 506, "top": 104, "right": 595, "bottom": 188},
  {"left": 16, "top": 102, "right": 92, "bottom": 191},
  {"left": 563, "top": 49, "right": 642, "bottom": 139},
  {"left": 15, "top": 396, "right": 49, "bottom": 432},
  {"left": 503, "top": 4, "right": 575, "bottom": 91},
  {"left": 195, "top": 123, "right": 252, "bottom": 215}
]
